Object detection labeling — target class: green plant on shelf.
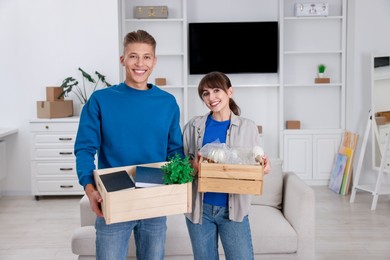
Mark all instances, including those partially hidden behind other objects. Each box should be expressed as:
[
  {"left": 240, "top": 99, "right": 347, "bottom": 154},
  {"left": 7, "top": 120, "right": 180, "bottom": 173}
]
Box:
[
  {"left": 161, "top": 154, "right": 194, "bottom": 185},
  {"left": 58, "top": 67, "right": 111, "bottom": 104},
  {"left": 318, "top": 64, "right": 326, "bottom": 74}
]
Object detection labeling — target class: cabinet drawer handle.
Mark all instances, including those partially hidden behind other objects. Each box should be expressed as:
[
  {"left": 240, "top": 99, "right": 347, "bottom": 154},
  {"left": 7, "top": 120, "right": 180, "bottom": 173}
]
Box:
[
  {"left": 59, "top": 152, "right": 73, "bottom": 155},
  {"left": 60, "top": 185, "right": 74, "bottom": 189},
  {"left": 60, "top": 167, "right": 73, "bottom": 171},
  {"left": 59, "top": 137, "right": 73, "bottom": 141}
]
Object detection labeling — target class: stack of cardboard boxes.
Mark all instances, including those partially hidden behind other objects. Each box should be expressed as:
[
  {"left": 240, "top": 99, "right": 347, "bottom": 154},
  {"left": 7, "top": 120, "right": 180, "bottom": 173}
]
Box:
[{"left": 36, "top": 87, "right": 73, "bottom": 118}]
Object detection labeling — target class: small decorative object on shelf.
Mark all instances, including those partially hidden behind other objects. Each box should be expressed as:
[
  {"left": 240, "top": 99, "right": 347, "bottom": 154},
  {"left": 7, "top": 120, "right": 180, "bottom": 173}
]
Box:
[
  {"left": 315, "top": 64, "right": 330, "bottom": 83},
  {"left": 286, "top": 120, "right": 301, "bottom": 129},
  {"left": 134, "top": 6, "right": 169, "bottom": 19},
  {"left": 155, "top": 78, "right": 167, "bottom": 86},
  {"left": 294, "top": 3, "right": 329, "bottom": 17}
]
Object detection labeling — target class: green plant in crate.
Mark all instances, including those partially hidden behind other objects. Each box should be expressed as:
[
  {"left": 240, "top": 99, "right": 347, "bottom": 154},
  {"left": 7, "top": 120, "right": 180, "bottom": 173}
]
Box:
[
  {"left": 58, "top": 67, "right": 111, "bottom": 104},
  {"left": 161, "top": 154, "right": 194, "bottom": 184}
]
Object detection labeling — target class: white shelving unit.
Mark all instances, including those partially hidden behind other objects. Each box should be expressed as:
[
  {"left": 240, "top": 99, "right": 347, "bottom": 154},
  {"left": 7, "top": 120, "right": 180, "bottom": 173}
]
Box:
[
  {"left": 117, "top": 0, "right": 348, "bottom": 184},
  {"left": 280, "top": 0, "right": 346, "bottom": 184}
]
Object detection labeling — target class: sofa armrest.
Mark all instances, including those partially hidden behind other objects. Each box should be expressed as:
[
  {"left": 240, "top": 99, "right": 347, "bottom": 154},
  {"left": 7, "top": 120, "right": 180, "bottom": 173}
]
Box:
[
  {"left": 282, "top": 172, "right": 315, "bottom": 259},
  {"left": 80, "top": 194, "right": 97, "bottom": 227}
]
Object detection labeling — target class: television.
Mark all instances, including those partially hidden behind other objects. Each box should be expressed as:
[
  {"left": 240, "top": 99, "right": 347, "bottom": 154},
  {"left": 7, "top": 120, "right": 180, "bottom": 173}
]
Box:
[{"left": 188, "top": 21, "right": 278, "bottom": 74}]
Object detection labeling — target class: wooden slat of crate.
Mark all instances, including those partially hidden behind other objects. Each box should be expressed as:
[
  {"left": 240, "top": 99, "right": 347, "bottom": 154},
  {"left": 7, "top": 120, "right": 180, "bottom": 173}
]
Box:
[
  {"left": 198, "top": 158, "right": 264, "bottom": 195},
  {"left": 94, "top": 162, "right": 192, "bottom": 224},
  {"left": 199, "top": 178, "right": 262, "bottom": 195}
]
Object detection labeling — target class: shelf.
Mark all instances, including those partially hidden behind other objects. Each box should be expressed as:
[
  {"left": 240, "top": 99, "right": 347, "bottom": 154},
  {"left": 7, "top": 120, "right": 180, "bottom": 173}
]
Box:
[
  {"left": 188, "top": 84, "right": 279, "bottom": 88},
  {"left": 354, "top": 184, "right": 390, "bottom": 195},
  {"left": 284, "top": 16, "right": 343, "bottom": 20},
  {"left": 125, "top": 18, "right": 185, "bottom": 22},
  {"left": 283, "top": 129, "right": 343, "bottom": 134},
  {"left": 157, "top": 52, "right": 185, "bottom": 56},
  {"left": 374, "top": 75, "right": 390, "bottom": 81},
  {"left": 160, "top": 85, "right": 185, "bottom": 89},
  {"left": 284, "top": 83, "right": 342, "bottom": 87},
  {"left": 284, "top": 50, "right": 342, "bottom": 55}
]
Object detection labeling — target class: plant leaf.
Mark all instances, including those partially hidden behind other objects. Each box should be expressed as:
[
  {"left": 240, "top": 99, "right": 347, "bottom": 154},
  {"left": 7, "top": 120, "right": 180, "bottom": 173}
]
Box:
[{"left": 78, "top": 67, "right": 95, "bottom": 83}]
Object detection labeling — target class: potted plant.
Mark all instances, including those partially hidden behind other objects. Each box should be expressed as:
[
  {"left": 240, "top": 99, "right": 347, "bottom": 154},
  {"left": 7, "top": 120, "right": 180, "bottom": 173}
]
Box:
[
  {"left": 161, "top": 154, "right": 194, "bottom": 184},
  {"left": 58, "top": 67, "right": 111, "bottom": 104},
  {"left": 317, "top": 64, "right": 326, "bottom": 78}
]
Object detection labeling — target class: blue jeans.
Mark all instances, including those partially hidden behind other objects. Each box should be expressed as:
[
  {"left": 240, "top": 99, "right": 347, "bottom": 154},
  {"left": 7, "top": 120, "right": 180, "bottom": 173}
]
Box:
[
  {"left": 186, "top": 203, "right": 254, "bottom": 260},
  {"left": 95, "top": 216, "right": 167, "bottom": 260}
]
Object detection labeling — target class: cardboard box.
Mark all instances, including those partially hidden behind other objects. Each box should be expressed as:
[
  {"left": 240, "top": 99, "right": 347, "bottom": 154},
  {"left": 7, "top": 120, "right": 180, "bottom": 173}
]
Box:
[
  {"left": 94, "top": 162, "right": 192, "bottom": 225},
  {"left": 155, "top": 78, "right": 167, "bottom": 86},
  {"left": 36, "top": 100, "right": 73, "bottom": 118},
  {"left": 46, "top": 87, "right": 64, "bottom": 101},
  {"left": 286, "top": 120, "right": 301, "bottom": 129},
  {"left": 198, "top": 157, "right": 264, "bottom": 195},
  {"left": 315, "top": 77, "right": 330, "bottom": 84}
]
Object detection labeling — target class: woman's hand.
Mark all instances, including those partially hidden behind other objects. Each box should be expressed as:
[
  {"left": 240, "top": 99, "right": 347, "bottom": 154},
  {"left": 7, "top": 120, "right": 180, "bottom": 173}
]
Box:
[
  {"left": 262, "top": 155, "right": 271, "bottom": 174},
  {"left": 190, "top": 152, "right": 202, "bottom": 176}
]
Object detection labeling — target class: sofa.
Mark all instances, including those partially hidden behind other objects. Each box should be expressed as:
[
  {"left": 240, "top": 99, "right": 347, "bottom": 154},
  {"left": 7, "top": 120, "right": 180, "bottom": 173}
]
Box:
[{"left": 71, "top": 159, "right": 315, "bottom": 259}]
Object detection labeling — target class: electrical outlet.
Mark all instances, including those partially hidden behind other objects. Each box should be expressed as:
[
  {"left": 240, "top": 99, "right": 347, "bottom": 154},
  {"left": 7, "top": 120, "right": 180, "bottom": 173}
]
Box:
[{"left": 295, "top": 3, "right": 329, "bottom": 17}]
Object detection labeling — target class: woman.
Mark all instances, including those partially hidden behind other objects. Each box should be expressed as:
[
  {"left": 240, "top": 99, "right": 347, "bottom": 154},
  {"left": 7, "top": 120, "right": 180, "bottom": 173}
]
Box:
[{"left": 183, "top": 71, "right": 270, "bottom": 260}]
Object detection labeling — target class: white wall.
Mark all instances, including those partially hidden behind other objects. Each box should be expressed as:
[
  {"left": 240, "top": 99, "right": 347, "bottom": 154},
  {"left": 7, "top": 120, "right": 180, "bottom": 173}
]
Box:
[
  {"left": 1, "top": 0, "right": 390, "bottom": 195},
  {"left": 346, "top": 0, "right": 390, "bottom": 183},
  {"left": 0, "top": 0, "right": 120, "bottom": 195}
]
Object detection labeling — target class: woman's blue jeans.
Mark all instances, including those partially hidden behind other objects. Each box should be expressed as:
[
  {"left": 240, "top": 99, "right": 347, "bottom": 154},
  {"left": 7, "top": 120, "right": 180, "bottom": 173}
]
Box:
[
  {"left": 186, "top": 203, "right": 254, "bottom": 260},
  {"left": 95, "top": 216, "right": 167, "bottom": 260}
]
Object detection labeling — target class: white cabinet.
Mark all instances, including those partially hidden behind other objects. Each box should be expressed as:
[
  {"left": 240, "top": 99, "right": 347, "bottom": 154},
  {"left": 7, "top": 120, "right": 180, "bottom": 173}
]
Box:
[
  {"left": 30, "top": 117, "right": 83, "bottom": 199},
  {"left": 280, "top": 0, "right": 346, "bottom": 182},
  {"left": 284, "top": 130, "right": 342, "bottom": 184}
]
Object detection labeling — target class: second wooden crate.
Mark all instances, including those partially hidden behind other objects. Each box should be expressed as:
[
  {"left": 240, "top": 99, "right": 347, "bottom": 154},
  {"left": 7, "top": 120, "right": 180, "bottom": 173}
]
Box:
[{"left": 198, "top": 157, "right": 264, "bottom": 195}]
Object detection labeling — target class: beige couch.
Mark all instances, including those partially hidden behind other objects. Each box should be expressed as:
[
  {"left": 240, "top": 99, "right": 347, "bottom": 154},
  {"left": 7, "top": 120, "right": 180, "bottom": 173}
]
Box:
[{"left": 71, "top": 160, "right": 315, "bottom": 259}]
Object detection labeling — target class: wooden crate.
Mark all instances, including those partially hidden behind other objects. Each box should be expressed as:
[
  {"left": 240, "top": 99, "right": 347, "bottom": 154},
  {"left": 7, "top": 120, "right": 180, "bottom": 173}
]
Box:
[
  {"left": 94, "top": 162, "right": 192, "bottom": 224},
  {"left": 198, "top": 157, "right": 264, "bottom": 195}
]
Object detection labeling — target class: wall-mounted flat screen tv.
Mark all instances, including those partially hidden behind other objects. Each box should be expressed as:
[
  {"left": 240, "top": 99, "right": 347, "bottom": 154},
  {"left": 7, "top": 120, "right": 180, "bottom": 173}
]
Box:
[{"left": 189, "top": 21, "right": 278, "bottom": 74}]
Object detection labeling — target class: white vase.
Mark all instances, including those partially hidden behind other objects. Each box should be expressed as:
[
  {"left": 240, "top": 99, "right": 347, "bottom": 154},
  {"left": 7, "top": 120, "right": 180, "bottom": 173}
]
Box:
[{"left": 318, "top": 73, "right": 324, "bottom": 78}]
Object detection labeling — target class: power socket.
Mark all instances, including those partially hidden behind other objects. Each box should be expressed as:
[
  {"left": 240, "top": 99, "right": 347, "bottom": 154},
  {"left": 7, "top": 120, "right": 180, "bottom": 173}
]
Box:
[{"left": 295, "top": 3, "right": 329, "bottom": 17}]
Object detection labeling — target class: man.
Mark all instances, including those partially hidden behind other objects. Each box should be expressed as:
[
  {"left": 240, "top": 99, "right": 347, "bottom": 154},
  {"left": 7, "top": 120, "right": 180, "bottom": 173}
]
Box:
[{"left": 74, "top": 30, "right": 183, "bottom": 260}]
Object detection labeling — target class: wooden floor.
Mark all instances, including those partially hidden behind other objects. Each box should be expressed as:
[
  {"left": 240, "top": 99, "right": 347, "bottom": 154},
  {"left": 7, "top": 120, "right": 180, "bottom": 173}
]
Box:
[{"left": 0, "top": 186, "right": 389, "bottom": 260}]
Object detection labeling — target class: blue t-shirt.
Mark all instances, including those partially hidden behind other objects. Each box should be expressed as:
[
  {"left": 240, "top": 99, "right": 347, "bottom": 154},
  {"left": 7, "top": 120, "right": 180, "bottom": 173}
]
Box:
[{"left": 202, "top": 114, "right": 230, "bottom": 207}]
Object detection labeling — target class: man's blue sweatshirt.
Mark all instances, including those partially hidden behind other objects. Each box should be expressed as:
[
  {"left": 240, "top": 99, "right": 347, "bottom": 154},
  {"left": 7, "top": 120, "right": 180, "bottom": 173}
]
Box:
[{"left": 74, "top": 82, "right": 183, "bottom": 188}]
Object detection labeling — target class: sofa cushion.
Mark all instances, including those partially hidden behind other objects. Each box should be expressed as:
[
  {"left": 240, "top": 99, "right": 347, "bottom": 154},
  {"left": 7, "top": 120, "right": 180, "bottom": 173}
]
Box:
[
  {"left": 251, "top": 158, "right": 283, "bottom": 209},
  {"left": 71, "top": 226, "right": 96, "bottom": 256},
  {"left": 249, "top": 205, "right": 297, "bottom": 254}
]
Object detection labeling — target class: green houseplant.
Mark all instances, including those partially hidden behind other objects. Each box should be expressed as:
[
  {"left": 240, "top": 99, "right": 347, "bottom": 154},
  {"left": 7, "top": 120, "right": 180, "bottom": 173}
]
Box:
[
  {"left": 161, "top": 154, "right": 194, "bottom": 184},
  {"left": 59, "top": 67, "right": 111, "bottom": 104},
  {"left": 317, "top": 64, "right": 326, "bottom": 78}
]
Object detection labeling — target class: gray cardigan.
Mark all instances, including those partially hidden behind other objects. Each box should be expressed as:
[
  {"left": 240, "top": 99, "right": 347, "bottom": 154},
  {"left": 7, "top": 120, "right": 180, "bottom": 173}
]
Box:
[{"left": 183, "top": 112, "right": 262, "bottom": 223}]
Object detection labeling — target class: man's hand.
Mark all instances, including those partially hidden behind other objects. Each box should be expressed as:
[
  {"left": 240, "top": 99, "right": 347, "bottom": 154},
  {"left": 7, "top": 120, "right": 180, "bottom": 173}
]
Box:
[{"left": 85, "top": 184, "right": 104, "bottom": 217}]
